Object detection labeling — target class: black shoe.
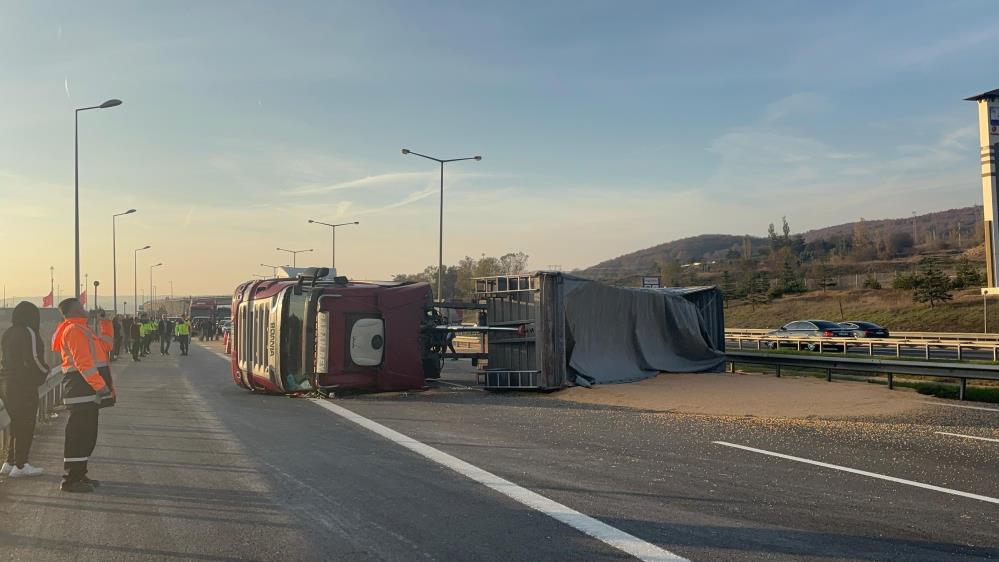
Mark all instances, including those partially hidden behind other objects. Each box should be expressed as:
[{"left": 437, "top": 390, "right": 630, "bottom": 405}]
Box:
[
  {"left": 81, "top": 476, "right": 101, "bottom": 487},
  {"left": 61, "top": 480, "right": 95, "bottom": 493}
]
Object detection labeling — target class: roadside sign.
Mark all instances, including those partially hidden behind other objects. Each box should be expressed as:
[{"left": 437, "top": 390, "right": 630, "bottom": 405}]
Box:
[{"left": 642, "top": 276, "right": 661, "bottom": 289}]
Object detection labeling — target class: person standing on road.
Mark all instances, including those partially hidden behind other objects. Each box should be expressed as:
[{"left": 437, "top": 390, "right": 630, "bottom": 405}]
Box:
[
  {"left": 97, "top": 311, "right": 114, "bottom": 360},
  {"left": 111, "top": 314, "right": 123, "bottom": 361},
  {"left": 0, "top": 301, "right": 50, "bottom": 478},
  {"left": 53, "top": 298, "right": 111, "bottom": 493},
  {"left": 131, "top": 316, "right": 143, "bottom": 361},
  {"left": 158, "top": 317, "right": 172, "bottom": 355},
  {"left": 174, "top": 317, "right": 191, "bottom": 356}
]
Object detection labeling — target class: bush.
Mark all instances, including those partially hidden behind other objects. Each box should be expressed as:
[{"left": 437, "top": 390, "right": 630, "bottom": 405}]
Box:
[
  {"left": 863, "top": 276, "right": 882, "bottom": 290},
  {"left": 892, "top": 274, "right": 918, "bottom": 290}
]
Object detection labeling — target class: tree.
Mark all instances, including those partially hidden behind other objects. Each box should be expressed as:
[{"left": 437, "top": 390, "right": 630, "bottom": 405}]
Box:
[
  {"left": 912, "top": 264, "right": 953, "bottom": 308},
  {"left": 863, "top": 275, "right": 882, "bottom": 290},
  {"left": 498, "top": 252, "right": 530, "bottom": 275},
  {"left": 720, "top": 270, "right": 739, "bottom": 306},
  {"left": 953, "top": 258, "right": 984, "bottom": 289},
  {"left": 810, "top": 261, "right": 836, "bottom": 292},
  {"left": 886, "top": 231, "right": 914, "bottom": 257},
  {"left": 745, "top": 273, "right": 771, "bottom": 310}
]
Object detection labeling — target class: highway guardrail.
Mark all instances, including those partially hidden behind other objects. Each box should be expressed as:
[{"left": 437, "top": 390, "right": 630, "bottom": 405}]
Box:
[
  {"left": 727, "top": 328, "right": 999, "bottom": 343},
  {"left": 0, "top": 367, "right": 63, "bottom": 453},
  {"left": 726, "top": 351, "right": 999, "bottom": 401},
  {"left": 727, "top": 333, "right": 999, "bottom": 361}
]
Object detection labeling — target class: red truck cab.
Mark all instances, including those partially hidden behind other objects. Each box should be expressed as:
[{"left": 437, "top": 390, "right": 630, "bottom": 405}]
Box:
[{"left": 229, "top": 270, "right": 440, "bottom": 394}]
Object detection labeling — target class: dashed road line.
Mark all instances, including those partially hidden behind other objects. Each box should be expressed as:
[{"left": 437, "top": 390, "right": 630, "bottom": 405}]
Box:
[
  {"left": 935, "top": 431, "right": 999, "bottom": 443},
  {"left": 713, "top": 441, "right": 999, "bottom": 505},
  {"left": 310, "top": 398, "right": 689, "bottom": 562}
]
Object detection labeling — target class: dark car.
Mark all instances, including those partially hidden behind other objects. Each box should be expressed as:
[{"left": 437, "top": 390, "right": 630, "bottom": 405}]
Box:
[
  {"left": 839, "top": 321, "right": 889, "bottom": 339},
  {"left": 765, "top": 320, "right": 855, "bottom": 350}
]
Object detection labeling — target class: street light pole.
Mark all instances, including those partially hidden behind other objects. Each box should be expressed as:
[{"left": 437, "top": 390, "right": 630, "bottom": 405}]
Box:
[
  {"left": 260, "top": 263, "right": 287, "bottom": 277},
  {"left": 75, "top": 98, "right": 123, "bottom": 299},
  {"left": 133, "top": 245, "right": 150, "bottom": 316},
  {"left": 275, "top": 248, "right": 313, "bottom": 268},
  {"left": 112, "top": 208, "right": 137, "bottom": 314},
  {"left": 150, "top": 263, "right": 163, "bottom": 313},
  {"left": 401, "top": 149, "right": 481, "bottom": 302},
  {"left": 307, "top": 219, "right": 359, "bottom": 269}
]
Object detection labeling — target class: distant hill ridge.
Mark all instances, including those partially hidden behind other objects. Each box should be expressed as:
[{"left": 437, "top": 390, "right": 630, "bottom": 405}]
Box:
[{"left": 576, "top": 206, "right": 983, "bottom": 277}]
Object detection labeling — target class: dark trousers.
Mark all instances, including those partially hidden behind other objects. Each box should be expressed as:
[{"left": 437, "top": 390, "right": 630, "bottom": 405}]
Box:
[
  {"left": 1, "top": 382, "right": 39, "bottom": 468},
  {"left": 63, "top": 403, "right": 99, "bottom": 483},
  {"left": 131, "top": 338, "right": 141, "bottom": 360},
  {"left": 113, "top": 336, "right": 123, "bottom": 359},
  {"left": 142, "top": 334, "right": 151, "bottom": 355},
  {"left": 178, "top": 335, "right": 190, "bottom": 355},
  {"left": 160, "top": 334, "right": 172, "bottom": 354}
]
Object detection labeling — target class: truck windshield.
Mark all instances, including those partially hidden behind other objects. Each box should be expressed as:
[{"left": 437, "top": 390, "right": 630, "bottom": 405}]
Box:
[{"left": 281, "top": 289, "right": 312, "bottom": 391}]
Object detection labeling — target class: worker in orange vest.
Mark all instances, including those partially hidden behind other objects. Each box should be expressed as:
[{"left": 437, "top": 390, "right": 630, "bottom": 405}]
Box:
[
  {"left": 97, "top": 310, "right": 114, "bottom": 355},
  {"left": 52, "top": 298, "right": 111, "bottom": 493}
]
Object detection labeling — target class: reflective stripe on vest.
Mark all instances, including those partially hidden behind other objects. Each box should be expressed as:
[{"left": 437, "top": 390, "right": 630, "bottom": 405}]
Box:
[
  {"left": 63, "top": 395, "right": 99, "bottom": 405},
  {"left": 63, "top": 456, "right": 89, "bottom": 462}
]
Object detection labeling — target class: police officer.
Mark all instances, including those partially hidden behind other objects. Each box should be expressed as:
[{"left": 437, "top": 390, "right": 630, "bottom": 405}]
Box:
[
  {"left": 52, "top": 298, "right": 111, "bottom": 493},
  {"left": 111, "top": 314, "right": 123, "bottom": 360},
  {"left": 174, "top": 317, "right": 191, "bottom": 356}
]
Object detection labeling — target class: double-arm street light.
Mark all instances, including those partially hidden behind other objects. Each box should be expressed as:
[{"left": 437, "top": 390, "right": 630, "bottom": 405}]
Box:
[
  {"left": 260, "top": 263, "right": 288, "bottom": 277},
  {"left": 276, "top": 247, "right": 312, "bottom": 268},
  {"left": 401, "top": 148, "right": 481, "bottom": 301},
  {"left": 75, "top": 98, "right": 123, "bottom": 299},
  {"left": 112, "top": 208, "right": 137, "bottom": 313},
  {"left": 133, "top": 245, "right": 150, "bottom": 315},
  {"left": 307, "top": 219, "right": 359, "bottom": 269},
  {"left": 149, "top": 263, "right": 163, "bottom": 311}
]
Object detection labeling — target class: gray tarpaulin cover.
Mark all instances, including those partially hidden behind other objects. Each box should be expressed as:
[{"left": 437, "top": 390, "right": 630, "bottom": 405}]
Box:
[{"left": 563, "top": 277, "right": 725, "bottom": 386}]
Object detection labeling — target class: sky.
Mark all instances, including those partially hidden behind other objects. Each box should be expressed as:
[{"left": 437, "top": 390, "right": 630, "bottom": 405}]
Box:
[{"left": 1, "top": 0, "right": 997, "bottom": 301}]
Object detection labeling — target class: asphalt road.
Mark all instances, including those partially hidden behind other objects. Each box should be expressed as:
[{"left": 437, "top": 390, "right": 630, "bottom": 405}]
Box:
[{"left": 1, "top": 342, "right": 997, "bottom": 561}]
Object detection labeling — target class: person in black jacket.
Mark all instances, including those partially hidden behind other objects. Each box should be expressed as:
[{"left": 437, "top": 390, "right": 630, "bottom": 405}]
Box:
[{"left": 0, "top": 301, "right": 50, "bottom": 477}]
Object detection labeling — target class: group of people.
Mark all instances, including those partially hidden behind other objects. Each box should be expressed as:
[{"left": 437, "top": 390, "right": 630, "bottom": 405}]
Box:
[
  {"left": 119, "top": 314, "right": 193, "bottom": 360},
  {"left": 0, "top": 301, "right": 203, "bottom": 493},
  {"left": 0, "top": 299, "right": 114, "bottom": 492}
]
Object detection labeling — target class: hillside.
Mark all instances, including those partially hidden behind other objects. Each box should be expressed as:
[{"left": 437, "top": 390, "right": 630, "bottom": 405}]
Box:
[
  {"left": 798, "top": 206, "right": 982, "bottom": 243},
  {"left": 575, "top": 206, "right": 982, "bottom": 281},
  {"left": 726, "top": 288, "right": 985, "bottom": 332},
  {"left": 579, "top": 233, "right": 766, "bottom": 278}
]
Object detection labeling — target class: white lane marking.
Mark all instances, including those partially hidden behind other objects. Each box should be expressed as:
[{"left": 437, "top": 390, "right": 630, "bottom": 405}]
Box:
[
  {"left": 713, "top": 441, "right": 999, "bottom": 505},
  {"left": 935, "top": 431, "right": 999, "bottom": 443},
  {"left": 921, "top": 401, "right": 999, "bottom": 413},
  {"left": 310, "top": 398, "right": 688, "bottom": 562}
]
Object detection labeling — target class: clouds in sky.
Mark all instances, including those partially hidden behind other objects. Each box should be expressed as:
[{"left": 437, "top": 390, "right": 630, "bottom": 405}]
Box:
[{"left": 0, "top": 1, "right": 996, "bottom": 296}]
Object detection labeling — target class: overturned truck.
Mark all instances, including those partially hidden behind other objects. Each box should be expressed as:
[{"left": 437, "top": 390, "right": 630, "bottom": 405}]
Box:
[
  {"left": 476, "top": 272, "right": 725, "bottom": 389},
  {"left": 227, "top": 269, "right": 724, "bottom": 395}
]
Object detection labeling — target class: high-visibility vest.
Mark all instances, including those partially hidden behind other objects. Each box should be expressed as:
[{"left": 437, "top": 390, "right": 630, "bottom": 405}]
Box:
[
  {"left": 175, "top": 322, "right": 190, "bottom": 336},
  {"left": 97, "top": 319, "right": 114, "bottom": 352},
  {"left": 51, "top": 318, "right": 107, "bottom": 406}
]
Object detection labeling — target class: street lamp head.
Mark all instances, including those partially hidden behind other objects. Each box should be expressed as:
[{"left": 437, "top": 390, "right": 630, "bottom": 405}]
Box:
[
  {"left": 474, "top": 156, "right": 482, "bottom": 161},
  {"left": 141, "top": 245, "right": 150, "bottom": 250},
  {"left": 308, "top": 219, "right": 315, "bottom": 223},
  {"left": 125, "top": 208, "right": 136, "bottom": 214},
  {"left": 100, "top": 99, "right": 123, "bottom": 109},
  {"left": 401, "top": 149, "right": 411, "bottom": 155},
  {"left": 353, "top": 221, "right": 360, "bottom": 225}
]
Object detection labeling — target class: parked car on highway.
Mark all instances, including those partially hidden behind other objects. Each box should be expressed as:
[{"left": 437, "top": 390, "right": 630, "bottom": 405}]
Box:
[
  {"left": 218, "top": 318, "right": 232, "bottom": 338},
  {"left": 765, "top": 320, "right": 855, "bottom": 351},
  {"left": 838, "top": 321, "right": 889, "bottom": 339}
]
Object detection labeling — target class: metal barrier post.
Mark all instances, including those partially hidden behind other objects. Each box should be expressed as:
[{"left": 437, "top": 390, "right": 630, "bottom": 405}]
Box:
[
  {"left": 775, "top": 365, "right": 781, "bottom": 378},
  {"left": 826, "top": 368, "right": 832, "bottom": 382},
  {"left": 888, "top": 373, "right": 894, "bottom": 390},
  {"left": 924, "top": 344, "right": 930, "bottom": 360},
  {"left": 957, "top": 345, "right": 963, "bottom": 361},
  {"left": 959, "top": 378, "right": 967, "bottom": 401}
]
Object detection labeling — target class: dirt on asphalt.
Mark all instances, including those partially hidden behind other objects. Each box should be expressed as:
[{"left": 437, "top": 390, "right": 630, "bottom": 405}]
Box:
[{"left": 550, "top": 370, "right": 933, "bottom": 419}]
